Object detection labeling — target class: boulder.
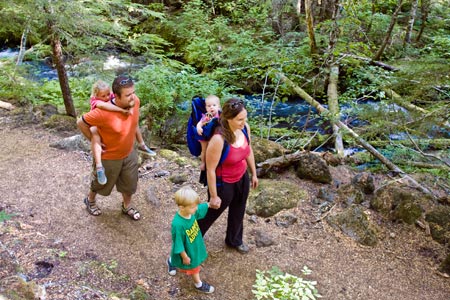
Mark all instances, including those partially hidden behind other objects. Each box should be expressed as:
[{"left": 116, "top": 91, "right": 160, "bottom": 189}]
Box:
[
  {"left": 337, "top": 183, "right": 365, "bottom": 206},
  {"left": 49, "top": 134, "right": 90, "bottom": 152},
  {"left": 327, "top": 205, "right": 378, "bottom": 246},
  {"left": 371, "top": 185, "right": 430, "bottom": 224},
  {"left": 247, "top": 179, "right": 307, "bottom": 217},
  {"left": 252, "top": 136, "right": 289, "bottom": 164},
  {"left": 294, "top": 152, "right": 332, "bottom": 183},
  {"left": 425, "top": 206, "right": 450, "bottom": 246},
  {"left": 351, "top": 172, "right": 375, "bottom": 194}
]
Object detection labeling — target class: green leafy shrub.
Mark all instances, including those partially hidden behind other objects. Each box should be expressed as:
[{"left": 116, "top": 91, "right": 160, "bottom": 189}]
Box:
[
  {"left": 0, "top": 60, "right": 40, "bottom": 105},
  {"left": 252, "top": 266, "right": 321, "bottom": 300},
  {"left": 134, "top": 64, "right": 232, "bottom": 144}
]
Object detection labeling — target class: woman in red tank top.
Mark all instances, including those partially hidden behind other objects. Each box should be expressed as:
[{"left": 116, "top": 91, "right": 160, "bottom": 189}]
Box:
[{"left": 197, "top": 98, "right": 259, "bottom": 254}]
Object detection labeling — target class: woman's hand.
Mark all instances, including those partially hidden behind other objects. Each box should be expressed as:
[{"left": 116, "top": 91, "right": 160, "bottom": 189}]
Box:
[
  {"left": 251, "top": 175, "right": 259, "bottom": 189},
  {"left": 209, "top": 195, "right": 222, "bottom": 209}
]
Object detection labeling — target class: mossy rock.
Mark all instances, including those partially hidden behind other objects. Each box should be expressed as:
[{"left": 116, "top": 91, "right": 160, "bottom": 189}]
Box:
[
  {"left": 247, "top": 179, "right": 307, "bottom": 217},
  {"left": 43, "top": 114, "right": 77, "bottom": 132},
  {"left": 158, "top": 149, "right": 180, "bottom": 160},
  {"left": 425, "top": 206, "right": 450, "bottom": 246},
  {"left": 327, "top": 205, "right": 378, "bottom": 246}
]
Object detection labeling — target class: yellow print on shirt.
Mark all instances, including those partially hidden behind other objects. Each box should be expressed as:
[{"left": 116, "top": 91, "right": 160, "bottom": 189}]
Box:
[{"left": 186, "top": 220, "right": 200, "bottom": 243}]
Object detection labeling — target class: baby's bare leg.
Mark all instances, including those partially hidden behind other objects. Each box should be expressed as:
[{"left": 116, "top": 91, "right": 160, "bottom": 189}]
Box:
[{"left": 90, "top": 126, "right": 103, "bottom": 167}]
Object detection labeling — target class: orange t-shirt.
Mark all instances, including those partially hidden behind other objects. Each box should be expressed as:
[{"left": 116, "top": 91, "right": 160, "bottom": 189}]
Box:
[{"left": 82, "top": 97, "right": 140, "bottom": 160}]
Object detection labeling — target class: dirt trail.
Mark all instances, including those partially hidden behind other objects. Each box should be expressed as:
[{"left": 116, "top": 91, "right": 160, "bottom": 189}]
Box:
[{"left": 0, "top": 111, "right": 449, "bottom": 300}]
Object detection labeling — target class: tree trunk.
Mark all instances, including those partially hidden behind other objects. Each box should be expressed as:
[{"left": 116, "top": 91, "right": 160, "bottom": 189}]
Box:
[
  {"left": 296, "top": 0, "right": 302, "bottom": 14},
  {"left": 415, "top": 0, "right": 430, "bottom": 43},
  {"left": 327, "top": 65, "right": 344, "bottom": 157},
  {"left": 16, "top": 26, "right": 29, "bottom": 66},
  {"left": 373, "top": 0, "right": 403, "bottom": 61},
  {"left": 404, "top": 0, "right": 418, "bottom": 45},
  {"left": 278, "top": 73, "right": 434, "bottom": 196},
  {"left": 367, "top": 0, "right": 377, "bottom": 33},
  {"left": 44, "top": 1, "right": 76, "bottom": 118},
  {"left": 51, "top": 35, "right": 76, "bottom": 117},
  {"left": 305, "top": 0, "right": 318, "bottom": 56}
]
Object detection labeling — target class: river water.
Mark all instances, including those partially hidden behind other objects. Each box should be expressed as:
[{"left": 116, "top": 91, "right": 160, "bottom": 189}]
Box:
[{"left": 2, "top": 48, "right": 447, "bottom": 155}]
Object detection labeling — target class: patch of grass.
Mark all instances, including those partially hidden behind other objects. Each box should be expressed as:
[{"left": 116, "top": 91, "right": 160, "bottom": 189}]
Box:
[{"left": 0, "top": 210, "right": 15, "bottom": 222}]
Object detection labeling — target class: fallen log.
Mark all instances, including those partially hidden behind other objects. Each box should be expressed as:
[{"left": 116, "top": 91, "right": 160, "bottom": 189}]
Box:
[
  {"left": 342, "top": 54, "right": 399, "bottom": 71},
  {"left": 369, "top": 138, "right": 450, "bottom": 150},
  {"left": 394, "top": 160, "right": 450, "bottom": 170}
]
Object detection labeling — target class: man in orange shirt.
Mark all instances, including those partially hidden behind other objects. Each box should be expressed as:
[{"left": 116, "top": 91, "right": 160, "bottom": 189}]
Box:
[{"left": 77, "top": 75, "right": 142, "bottom": 220}]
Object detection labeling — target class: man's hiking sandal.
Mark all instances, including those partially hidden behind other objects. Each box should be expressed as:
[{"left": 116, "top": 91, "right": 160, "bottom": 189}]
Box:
[
  {"left": 122, "top": 203, "right": 141, "bottom": 220},
  {"left": 84, "top": 197, "right": 101, "bottom": 216}
]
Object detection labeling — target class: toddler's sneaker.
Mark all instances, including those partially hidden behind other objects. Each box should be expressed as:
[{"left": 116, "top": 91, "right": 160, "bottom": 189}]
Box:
[
  {"left": 138, "top": 144, "right": 157, "bottom": 156},
  {"left": 167, "top": 258, "right": 176, "bottom": 276},
  {"left": 196, "top": 282, "right": 215, "bottom": 293},
  {"left": 96, "top": 167, "right": 107, "bottom": 185}
]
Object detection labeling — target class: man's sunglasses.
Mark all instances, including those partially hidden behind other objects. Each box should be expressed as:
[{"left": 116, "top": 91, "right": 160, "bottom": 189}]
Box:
[{"left": 119, "top": 78, "right": 132, "bottom": 85}]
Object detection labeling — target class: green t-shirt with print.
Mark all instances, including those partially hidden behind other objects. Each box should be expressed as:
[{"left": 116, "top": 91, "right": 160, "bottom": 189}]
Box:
[{"left": 170, "top": 202, "right": 208, "bottom": 269}]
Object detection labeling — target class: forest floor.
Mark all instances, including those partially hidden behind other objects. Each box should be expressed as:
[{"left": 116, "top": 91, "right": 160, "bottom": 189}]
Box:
[{"left": 0, "top": 108, "right": 449, "bottom": 300}]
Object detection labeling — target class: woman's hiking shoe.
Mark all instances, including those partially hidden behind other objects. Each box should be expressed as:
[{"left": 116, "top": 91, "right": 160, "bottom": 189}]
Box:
[
  {"left": 138, "top": 145, "right": 156, "bottom": 156},
  {"left": 235, "top": 243, "right": 249, "bottom": 254},
  {"left": 167, "top": 258, "right": 176, "bottom": 276},
  {"left": 196, "top": 282, "right": 215, "bottom": 293},
  {"left": 96, "top": 167, "right": 107, "bottom": 185}
]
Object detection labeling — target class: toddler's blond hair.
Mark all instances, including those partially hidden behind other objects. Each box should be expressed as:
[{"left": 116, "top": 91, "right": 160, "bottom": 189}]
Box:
[
  {"left": 91, "top": 80, "right": 110, "bottom": 97},
  {"left": 175, "top": 186, "right": 200, "bottom": 207}
]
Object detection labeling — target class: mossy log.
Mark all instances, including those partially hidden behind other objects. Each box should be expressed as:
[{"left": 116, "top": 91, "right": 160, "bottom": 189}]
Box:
[
  {"left": 394, "top": 160, "right": 450, "bottom": 170},
  {"left": 370, "top": 139, "right": 450, "bottom": 150}
]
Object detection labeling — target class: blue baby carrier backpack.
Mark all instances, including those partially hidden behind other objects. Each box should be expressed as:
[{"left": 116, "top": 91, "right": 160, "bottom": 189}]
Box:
[{"left": 186, "top": 96, "right": 219, "bottom": 156}]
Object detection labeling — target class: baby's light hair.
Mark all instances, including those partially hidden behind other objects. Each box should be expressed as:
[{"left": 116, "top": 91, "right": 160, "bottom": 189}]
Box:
[
  {"left": 91, "top": 80, "right": 110, "bottom": 97},
  {"left": 174, "top": 185, "right": 200, "bottom": 207},
  {"left": 205, "top": 94, "right": 221, "bottom": 107}
]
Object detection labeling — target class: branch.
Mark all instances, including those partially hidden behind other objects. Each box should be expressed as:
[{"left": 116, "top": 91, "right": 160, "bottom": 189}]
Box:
[{"left": 405, "top": 130, "right": 450, "bottom": 168}]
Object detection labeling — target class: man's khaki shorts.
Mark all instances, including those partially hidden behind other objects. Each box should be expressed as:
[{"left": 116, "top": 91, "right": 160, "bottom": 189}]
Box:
[{"left": 90, "top": 149, "right": 138, "bottom": 196}]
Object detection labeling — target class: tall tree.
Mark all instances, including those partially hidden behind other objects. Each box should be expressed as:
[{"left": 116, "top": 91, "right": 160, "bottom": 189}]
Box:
[
  {"left": 305, "top": 0, "right": 318, "bottom": 56},
  {"left": 326, "top": 0, "right": 344, "bottom": 157},
  {"left": 415, "top": 0, "right": 431, "bottom": 43},
  {"left": 373, "top": 0, "right": 404, "bottom": 61},
  {"left": 404, "top": 0, "right": 419, "bottom": 45}
]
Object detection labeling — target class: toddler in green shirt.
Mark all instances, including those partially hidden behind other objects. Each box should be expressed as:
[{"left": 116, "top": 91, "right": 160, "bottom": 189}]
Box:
[{"left": 167, "top": 186, "right": 215, "bottom": 293}]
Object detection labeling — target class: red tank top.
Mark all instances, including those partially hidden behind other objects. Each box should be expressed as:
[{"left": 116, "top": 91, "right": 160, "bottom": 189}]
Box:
[{"left": 216, "top": 138, "right": 250, "bottom": 183}]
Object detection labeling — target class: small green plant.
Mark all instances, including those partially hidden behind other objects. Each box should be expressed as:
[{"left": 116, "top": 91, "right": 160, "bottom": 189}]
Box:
[
  {"left": 252, "top": 266, "right": 321, "bottom": 300},
  {"left": 0, "top": 210, "right": 15, "bottom": 222}
]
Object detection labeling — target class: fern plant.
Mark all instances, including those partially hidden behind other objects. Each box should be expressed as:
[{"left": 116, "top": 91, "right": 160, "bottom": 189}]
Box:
[{"left": 252, "top": 266, "right": 321, "bottom": 300}]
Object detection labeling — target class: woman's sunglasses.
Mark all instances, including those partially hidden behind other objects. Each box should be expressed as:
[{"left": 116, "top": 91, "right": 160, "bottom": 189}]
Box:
[{"left": 229, "top": 99, "right": 245, "bottom": 110}]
